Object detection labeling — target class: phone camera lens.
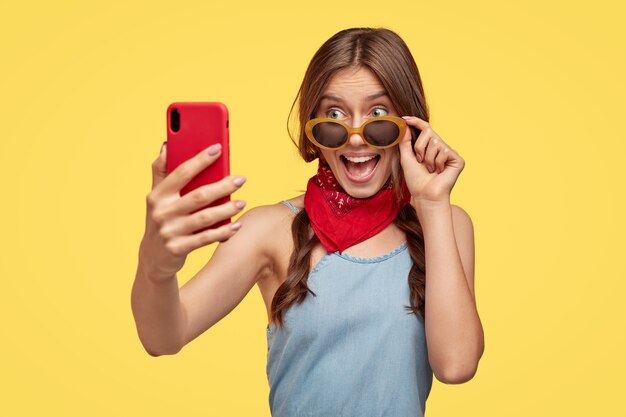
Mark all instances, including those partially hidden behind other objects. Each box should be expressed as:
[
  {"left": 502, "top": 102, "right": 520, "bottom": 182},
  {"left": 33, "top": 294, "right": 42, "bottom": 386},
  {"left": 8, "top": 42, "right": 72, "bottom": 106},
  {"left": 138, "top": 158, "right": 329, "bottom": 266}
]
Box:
[{"left": 171, "top": 109, "right": 180, "bottom": 132}]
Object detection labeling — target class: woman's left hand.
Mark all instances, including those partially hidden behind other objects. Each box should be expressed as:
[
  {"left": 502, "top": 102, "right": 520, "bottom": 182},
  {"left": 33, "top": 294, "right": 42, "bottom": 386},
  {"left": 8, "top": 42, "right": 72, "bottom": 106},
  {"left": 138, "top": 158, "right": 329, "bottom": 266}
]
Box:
[{"left": 398, "top": 116, "right": 465, "bottom": 205}]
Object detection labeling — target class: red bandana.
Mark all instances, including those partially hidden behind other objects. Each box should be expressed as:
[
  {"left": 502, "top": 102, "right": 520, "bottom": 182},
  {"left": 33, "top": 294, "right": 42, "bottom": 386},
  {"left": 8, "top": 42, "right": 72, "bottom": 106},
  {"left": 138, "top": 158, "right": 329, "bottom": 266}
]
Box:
[{"left": 304, "top": 161, "right": 411, "bottom": 253}]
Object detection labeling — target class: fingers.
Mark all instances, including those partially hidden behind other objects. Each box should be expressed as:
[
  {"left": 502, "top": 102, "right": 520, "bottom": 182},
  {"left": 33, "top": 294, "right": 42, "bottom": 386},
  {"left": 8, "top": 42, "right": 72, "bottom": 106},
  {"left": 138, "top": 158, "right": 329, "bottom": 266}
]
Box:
[
  {"left": 423, "top": 137, "right": 441, "bottom": 173},
  {"left": 159, "top": 199, "right": 246, "bottom": 238},
  {"left": 402, "top": 116, "right": 431, "bottom": 162},
  {"left": 398, "top": 124, "right": 418, "bottom": 169},
  {"left": 402, "top": 115, "right": 430, "bottom": 130},
  {"left": 403, "top": 116, "right": 447, "bottom": 174},
  {"left": 153, "top": 143, "right": 224, "bottom": 198},
  {"left": 409, "top": 126, "right": 422, "bottom": 148},
  {"left": 151, "top": 141, "right": 168, "bottom": 190},
  {"left": 163, "top": 220, "right": 243, "bottom": 257},
  {"left": 434, "top": 146, "right": 450, "bottom": 174},
  {"left": 169, "top": 175, "right": 246, "bottom": 217}
]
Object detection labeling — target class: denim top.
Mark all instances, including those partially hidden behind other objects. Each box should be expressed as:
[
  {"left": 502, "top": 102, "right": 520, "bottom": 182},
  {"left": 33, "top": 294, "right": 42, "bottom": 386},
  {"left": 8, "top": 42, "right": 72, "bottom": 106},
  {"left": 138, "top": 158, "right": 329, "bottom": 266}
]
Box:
[{"left": 266, "top": 200, "right": 433, "bottom": 417}]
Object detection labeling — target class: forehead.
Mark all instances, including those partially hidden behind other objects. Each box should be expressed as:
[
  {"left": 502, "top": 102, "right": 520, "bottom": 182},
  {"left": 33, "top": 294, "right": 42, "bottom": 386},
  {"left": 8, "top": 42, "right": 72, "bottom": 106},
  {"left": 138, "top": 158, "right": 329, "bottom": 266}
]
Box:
[{"left": 322, "top": 66, "right": 386, "bottom": 99}]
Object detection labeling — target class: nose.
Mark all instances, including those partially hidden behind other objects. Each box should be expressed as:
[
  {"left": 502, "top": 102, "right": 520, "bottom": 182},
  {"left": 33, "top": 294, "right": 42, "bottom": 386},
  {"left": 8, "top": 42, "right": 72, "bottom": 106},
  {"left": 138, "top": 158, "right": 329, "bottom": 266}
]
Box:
[
  {"left": 347, "top": 118, "right": 367, "bottom": 147},
  {"left": 347, "top": 132, "right": 366, "bottom": 147}
]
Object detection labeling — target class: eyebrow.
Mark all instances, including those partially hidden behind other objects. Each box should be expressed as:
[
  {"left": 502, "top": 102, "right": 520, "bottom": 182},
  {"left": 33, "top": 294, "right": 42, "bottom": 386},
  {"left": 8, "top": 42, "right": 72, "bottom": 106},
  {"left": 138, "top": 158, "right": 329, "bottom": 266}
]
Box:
[{"left": 320, "top": 91, "right": 388, "bottom": 102}]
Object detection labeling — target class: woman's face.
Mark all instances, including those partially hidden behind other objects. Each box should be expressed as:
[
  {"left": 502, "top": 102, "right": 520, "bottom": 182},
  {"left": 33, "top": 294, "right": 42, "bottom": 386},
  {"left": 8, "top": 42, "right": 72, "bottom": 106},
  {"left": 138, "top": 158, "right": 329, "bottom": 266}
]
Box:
[{"left": 315, "top": 66, "right": 400, "bottom": 199}]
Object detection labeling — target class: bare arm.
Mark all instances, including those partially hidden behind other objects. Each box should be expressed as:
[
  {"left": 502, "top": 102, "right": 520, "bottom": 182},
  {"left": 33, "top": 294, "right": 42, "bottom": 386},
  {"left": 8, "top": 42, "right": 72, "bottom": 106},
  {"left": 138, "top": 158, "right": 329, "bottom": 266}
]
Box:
[
  {"left": 131, "top": 262, "right": 186, "bottom": 356},
  {"left": 131, "top": 142, "right": 253, "bottom": 356},
  {"left": 131, "top": 205, "right": 281, "bottom": 355},
  {"left": 176, "top": 205, "right": 284, "bottom": 346},
  {"left": 415, "top": 200, "right": 484, "bottom": 384}
]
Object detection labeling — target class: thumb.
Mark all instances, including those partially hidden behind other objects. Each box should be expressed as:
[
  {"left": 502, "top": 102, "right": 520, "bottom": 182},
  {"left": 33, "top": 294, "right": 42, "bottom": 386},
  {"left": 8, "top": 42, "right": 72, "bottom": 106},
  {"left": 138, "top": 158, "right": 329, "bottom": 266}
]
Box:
[
  {"left": 151, "top": 141, "right": 168, "bottom": 190},
  {"left": 398, "top": 129, "right": 417, "bottom": 170}
]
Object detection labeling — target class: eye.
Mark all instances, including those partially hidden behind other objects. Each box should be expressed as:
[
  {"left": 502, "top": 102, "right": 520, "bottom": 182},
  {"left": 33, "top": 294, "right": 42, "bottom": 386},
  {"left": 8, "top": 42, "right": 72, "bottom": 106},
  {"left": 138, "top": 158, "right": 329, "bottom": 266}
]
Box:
[
  {"left": 371, "top": 107, "right": 388, "bottom": 117},
  {"left": 326, "top": 108, "right": 346, "bottom": 119}
]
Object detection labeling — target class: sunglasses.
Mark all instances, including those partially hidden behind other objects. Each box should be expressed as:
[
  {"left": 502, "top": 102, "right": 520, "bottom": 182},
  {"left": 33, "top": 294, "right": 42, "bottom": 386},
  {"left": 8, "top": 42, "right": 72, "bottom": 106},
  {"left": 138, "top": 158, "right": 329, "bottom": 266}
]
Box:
[{"left": 305, "top": 116, "right": 415, "bottom": 150}]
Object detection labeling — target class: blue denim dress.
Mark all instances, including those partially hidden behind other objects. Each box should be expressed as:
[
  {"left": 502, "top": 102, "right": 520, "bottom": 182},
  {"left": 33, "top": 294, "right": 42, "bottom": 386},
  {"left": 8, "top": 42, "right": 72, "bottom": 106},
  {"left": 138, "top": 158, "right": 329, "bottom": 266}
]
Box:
[{"left": 266, "top": 200, "right": 433, "bottom": 417}]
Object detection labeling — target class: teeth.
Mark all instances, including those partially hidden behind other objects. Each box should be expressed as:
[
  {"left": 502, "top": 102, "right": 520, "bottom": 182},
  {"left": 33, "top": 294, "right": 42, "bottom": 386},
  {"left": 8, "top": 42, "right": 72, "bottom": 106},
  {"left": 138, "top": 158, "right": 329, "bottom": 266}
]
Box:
[{"left": 344, "top": 155, "right": 377, "bottom": 163}]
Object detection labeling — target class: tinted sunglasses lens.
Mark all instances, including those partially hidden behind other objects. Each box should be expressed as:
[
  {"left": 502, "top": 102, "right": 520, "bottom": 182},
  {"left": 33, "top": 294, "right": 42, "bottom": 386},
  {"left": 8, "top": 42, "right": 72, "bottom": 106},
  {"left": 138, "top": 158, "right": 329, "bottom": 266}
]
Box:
[
  {"left": 363, "top": 120, "right": 400, "bottom": 147},
  {"left": 312, "top": 122, "right": 348, "bottom": 148}
]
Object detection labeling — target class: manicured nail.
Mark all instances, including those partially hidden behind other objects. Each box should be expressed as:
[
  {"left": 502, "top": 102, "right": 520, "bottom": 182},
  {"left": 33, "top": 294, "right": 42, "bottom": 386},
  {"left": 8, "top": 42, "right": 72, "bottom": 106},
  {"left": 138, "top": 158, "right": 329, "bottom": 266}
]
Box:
[
  {"left": 231, "top": 222, "right": 242, "bottom": 231},
  {"left": 235, "top": 200, "right": 246, "bottom": 209},
  {"left": 402, "top": 116, "right": 413, "bottom": 120},
  {"left": 233, "top": 176, "right": 246, "bottom": 187},
  {"left": 415, "top": 153, "right": 422, "bottom": 162},
  {"left": 208, "top": 144, "right": 222, "bottom": 155}
]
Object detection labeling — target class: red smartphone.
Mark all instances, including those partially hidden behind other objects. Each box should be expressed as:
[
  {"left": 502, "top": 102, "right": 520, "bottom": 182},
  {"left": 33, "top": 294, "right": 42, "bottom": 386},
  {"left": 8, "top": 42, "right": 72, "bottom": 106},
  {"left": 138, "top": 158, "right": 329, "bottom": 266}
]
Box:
[{"left": 166, "top": 102, "right": 230, "bottom": 231}]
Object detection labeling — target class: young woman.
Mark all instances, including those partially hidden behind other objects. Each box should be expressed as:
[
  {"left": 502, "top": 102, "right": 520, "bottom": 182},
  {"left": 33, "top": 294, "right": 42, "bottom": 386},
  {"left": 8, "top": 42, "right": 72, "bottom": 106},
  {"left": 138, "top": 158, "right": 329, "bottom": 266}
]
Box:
[{"left": 132, "top": 27, "right": 484, "bottom": 416}]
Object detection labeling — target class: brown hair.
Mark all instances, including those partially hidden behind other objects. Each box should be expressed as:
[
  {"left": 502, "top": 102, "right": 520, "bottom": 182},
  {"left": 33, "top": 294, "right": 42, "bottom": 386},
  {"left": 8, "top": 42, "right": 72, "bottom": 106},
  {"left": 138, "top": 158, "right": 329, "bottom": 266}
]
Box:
[{"left": 271, "top": 27, "right": 429, "bottom": 327}]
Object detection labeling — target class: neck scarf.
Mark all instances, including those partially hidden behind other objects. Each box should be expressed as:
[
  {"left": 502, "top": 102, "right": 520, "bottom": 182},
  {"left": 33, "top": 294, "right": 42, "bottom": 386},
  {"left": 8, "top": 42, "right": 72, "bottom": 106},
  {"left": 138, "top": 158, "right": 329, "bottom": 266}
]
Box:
[{"left": 303, "top": 161, "right": 410, "bottom": 254}]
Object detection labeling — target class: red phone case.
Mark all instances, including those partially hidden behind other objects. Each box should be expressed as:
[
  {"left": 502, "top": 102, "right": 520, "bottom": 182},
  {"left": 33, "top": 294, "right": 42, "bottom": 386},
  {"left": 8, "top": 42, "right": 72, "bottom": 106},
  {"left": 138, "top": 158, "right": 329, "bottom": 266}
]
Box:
[{"left": 166, "top": 102, "right": 230, "bottom": 232}]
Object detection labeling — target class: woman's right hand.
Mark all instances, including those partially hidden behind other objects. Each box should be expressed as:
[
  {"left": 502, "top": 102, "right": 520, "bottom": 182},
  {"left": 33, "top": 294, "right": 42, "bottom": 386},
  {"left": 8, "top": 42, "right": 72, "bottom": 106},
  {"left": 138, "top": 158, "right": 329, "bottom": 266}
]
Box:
[{"left": 139, "top": 142, "right": 246, "bottom": 283}]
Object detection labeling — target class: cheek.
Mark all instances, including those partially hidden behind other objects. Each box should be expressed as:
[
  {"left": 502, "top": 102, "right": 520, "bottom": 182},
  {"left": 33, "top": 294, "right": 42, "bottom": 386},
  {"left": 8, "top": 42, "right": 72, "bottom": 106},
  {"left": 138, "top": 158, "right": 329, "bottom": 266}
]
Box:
[
  {"left": 381, "top": 150, "right": 399, "bottom": 173},
  {"left": 381, "top": 151, "right": 402, "bottom": 185},
  {"left": 319, "top": 149, "right": 339, "bottom": 166}
]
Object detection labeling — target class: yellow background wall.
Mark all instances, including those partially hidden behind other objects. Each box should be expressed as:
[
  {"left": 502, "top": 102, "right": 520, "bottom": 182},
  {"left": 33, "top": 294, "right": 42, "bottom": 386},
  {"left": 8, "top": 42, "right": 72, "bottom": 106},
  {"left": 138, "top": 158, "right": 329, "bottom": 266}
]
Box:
[{"left": 1, "top": 0, "right": 624, "bottom": 415}]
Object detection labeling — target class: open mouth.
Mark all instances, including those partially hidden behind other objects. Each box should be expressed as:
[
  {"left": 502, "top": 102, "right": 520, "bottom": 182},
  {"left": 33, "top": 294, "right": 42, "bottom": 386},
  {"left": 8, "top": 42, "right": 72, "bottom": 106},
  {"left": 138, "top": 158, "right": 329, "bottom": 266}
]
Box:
[{"left": 340, "top": 154, "right": 381, "bottom": 183}]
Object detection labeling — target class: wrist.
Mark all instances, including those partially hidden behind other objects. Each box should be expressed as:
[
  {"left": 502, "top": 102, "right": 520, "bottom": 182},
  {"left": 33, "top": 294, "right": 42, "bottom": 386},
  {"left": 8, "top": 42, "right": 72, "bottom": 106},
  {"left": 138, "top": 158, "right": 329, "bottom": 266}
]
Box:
[
  {"left": 137, "top": 245, "right": 177, "bottom": 285},
  {"left": 411, "top": 197, "right": 451, "bottom": 212},
  {"left": 137, "top": 262, "right": 178, "bottom": 285},
  {"left": 411, "top": 198, "right": 453, "bottom": 230}
]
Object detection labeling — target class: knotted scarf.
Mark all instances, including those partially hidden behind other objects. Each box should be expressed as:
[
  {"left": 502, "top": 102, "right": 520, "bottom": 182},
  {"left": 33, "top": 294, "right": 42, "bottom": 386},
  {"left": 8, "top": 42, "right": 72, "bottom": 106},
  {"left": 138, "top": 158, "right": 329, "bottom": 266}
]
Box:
[{"left": 303, "top": 161, "right": 411, "bottom": 253}]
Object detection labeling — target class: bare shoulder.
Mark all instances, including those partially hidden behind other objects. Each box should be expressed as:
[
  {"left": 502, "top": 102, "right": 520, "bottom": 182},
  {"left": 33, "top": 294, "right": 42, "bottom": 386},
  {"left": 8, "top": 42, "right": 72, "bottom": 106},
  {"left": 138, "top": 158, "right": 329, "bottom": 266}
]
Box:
[
  {"left": 238, "top": 195, "right": 304, "bottom": 227},
  {"left": 450, "top": 203, "right": 474, "bottom": 244},
  {"left": 450, "top": 203, "right": 476, "bottom": 295},
  {"left": 450, "top": 204, "right": 473, "bottom": 227},
  {"left": 234, "top": 195, "right": 304, "bottom": 252}
]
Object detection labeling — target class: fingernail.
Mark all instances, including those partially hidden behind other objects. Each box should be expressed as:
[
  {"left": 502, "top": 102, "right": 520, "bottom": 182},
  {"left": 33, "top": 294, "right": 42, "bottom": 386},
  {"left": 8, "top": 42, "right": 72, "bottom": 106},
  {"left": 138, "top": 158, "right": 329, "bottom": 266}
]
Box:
[
  {"left": 415, "top": 153, "right": 422, "bottom": 162},
  {"left": 160, "top": 141, "right": 167, "bottom": 154},
  {"left": 208, "top": 144, "right": 222, "bottom": 155},
  {"left": 233, "top": 176, "right": 246, "bottom": 187},
  {"left": 231, "top": 222, "right": 242, "bottom": 231},
  {"left": 235, "top": 200, "right": 246, "bottom": 209},
  {"left": 402, "top": 116, "right": 413, "bottom": 120}
]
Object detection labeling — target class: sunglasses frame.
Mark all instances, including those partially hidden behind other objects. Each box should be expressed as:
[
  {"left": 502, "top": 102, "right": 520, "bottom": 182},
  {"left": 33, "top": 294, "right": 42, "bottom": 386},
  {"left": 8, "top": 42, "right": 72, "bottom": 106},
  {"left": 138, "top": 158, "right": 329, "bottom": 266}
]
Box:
[{"left": 304, "top": 116, "right": 408, "bottom": 150}]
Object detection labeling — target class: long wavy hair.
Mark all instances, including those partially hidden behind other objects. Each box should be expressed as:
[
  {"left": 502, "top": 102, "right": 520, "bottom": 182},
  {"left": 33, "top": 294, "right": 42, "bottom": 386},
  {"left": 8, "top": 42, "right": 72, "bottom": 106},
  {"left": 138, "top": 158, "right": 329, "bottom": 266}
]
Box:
[{"left": 270, "top": 27, "right": 430, "bottom": 327}]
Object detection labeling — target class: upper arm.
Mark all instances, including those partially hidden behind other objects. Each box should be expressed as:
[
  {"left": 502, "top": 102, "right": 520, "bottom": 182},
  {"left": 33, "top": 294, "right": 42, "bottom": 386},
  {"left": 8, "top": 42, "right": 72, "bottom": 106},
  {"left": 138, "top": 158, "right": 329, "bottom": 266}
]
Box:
[
  {"left": 178, "top": 205, "right": 286, "bottom": 347},
  {"left": 451, "top": 204, "right": 476, "bottom": 299}
]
